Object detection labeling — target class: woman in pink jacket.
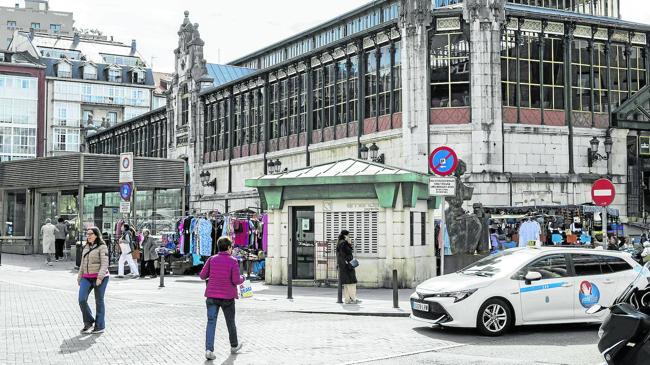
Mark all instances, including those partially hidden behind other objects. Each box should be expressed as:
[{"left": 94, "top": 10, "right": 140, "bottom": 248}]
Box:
[{"left": 200, "top": 236, "right": 245, "bottom": 360}]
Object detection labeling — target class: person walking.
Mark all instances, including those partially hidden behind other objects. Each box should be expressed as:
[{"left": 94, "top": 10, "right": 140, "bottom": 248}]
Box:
[
  {"left": 77, "top": 226, "right": 109, "bottom": 334},
  {"left": 54, "top": 218, "right": 68, "bottom": 261},
  {"left": 200, "top": 237, "right": 245, "bottom": 360},
  {"left": 141, "top": 229, "right": 158, "bottom": 278},
  {"left": 117, "top": 223, "right": 139, "bottom": 278},
  {"left": 337, "top": 230, "right": 360, "bottom": 304},
  {"left": 41, "top": 218, "right": 59, "bottom": 266}
]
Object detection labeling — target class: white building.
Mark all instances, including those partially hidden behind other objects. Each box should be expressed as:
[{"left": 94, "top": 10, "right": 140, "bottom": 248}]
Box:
[{"left": 9, "top": 31, "right": 155, "bottom": 155}]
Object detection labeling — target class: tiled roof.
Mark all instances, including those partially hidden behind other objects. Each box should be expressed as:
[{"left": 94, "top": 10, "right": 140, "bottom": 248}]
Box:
[{"left": 41, "top": 58, "right": 155, "bottom": 86}]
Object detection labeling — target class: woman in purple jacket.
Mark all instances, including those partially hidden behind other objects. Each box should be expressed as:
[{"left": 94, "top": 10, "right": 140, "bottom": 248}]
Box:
[{"left": 200, "top": 236, "right": 245, "bottom": 360}]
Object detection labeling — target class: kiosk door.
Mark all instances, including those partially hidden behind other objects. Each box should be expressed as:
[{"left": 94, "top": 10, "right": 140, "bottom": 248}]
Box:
[{"left": 291, "top": 206, "right": 315, "bottom": 280}]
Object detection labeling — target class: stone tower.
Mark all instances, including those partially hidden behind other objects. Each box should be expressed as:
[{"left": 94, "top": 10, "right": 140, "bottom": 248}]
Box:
[{"left": 167, "top": 11, "right": 214, "bottom": 207}]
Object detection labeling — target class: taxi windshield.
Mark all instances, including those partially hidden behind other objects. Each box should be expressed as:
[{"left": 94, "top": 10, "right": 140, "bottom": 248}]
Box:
[{"left": 459, "top": 249, "right": 538, "bottom": 277}]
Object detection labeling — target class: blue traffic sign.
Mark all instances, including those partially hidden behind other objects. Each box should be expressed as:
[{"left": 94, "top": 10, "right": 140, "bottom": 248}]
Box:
[
  {"left": 120, "top": 182, "right": 133, "bottom": 201},
  {"left": 429, "top": 146, "right": 459, "bottom": 176}
]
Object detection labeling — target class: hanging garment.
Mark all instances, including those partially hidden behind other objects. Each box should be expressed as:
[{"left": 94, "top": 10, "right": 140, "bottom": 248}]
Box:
[
  {"left": 262, "top": 214, "right": 268, "bottom": 252},
  {"left": 233, "top": 219, "right": 249, "bottom": 247},
  {"left": 177, "top": 218, "right": 185, "bottom": 252},
  {"left": 198, "top": 218, "right": 213, "bottom": 256},
  {"left": 183, "top": 216, "right": 193, "bottom": 254},
  {"left": 222, "top": 216, "right": 230, "bottom": 237}
]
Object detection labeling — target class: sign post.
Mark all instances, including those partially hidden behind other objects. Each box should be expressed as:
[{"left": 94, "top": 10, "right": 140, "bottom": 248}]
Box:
[
  {"left": 429, "top": 147, "right": 459, "bottom": 277},
  {"left": 119, "top": 153, "right": 134, "bottom": 218},
  {"left": 592, "top": 178, "right": 616, "bottom": 241}
]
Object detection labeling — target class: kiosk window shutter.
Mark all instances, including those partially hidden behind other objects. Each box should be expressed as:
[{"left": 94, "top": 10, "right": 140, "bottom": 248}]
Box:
[{"left": 324, "top": 211, "right": 377, "bottom": 255}]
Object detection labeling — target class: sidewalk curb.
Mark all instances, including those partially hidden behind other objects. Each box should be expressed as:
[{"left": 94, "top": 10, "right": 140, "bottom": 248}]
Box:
[{"left": 285, "top": 310, "right": 410, "bottom": 318}]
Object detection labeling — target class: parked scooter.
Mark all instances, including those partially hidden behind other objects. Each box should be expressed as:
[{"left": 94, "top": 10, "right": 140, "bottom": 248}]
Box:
[{"left": 587, "top": 263, "right": 650, "bottom": 365}]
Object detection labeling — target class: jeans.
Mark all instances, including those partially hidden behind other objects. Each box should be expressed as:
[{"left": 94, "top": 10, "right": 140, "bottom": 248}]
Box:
[
  {"left": 78, "top": 276, "right": 109, "bottom": 330},
  {"left": 205, "top": 298, "right": 238, "bottom": 351}
]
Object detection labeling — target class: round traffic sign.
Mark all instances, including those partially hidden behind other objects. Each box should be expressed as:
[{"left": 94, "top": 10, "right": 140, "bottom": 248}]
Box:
[
  {"left": 591, "top": 179, "right": 615, "bottom": 207},
  {"left": 120, "top": 182, "right": 133, "bottom": 201},
  {"left": 429, "top": 146, "right": 459, "bottom": 176},
  {"left": 121, "top": 157, "right": 130, "bottom": 169}
]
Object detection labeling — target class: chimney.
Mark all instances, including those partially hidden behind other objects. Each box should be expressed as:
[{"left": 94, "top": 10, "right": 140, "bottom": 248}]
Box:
[
  {"left": 15, "top": 3, "right": 19, "bottom": 8},
  {"left": 73, "top": 32, "right": 80, "bottom": 45},
  {"left": 131, "top": 39, "right": 136, "bottom": 53}
]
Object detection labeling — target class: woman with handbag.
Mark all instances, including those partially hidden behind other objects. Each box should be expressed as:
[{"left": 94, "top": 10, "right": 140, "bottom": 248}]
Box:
[
  {"left": 116, "top": 223, "right": 139, "bottom": 278},
  {"left": 200, "top": 236, "right": 245, "bottom": 360},
  {"left": 337, "top": 230, "right": 361, "bottom": 304},
  {"left": 77, "top": 226, "right": 109, "bottom": 334}
]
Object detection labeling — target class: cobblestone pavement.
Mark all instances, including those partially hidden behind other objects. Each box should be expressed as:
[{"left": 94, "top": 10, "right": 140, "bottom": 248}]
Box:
[{"left": 0, "top": 254, "right": 603, "bottom": 365}]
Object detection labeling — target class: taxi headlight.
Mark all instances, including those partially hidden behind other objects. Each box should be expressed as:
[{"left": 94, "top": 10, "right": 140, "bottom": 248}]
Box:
[{"left": 429, "top": 289, "right": 478, "bottom": 303}]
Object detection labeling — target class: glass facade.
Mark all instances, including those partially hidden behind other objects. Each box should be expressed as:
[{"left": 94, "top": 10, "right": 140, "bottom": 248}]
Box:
[
  {"left": 430, "top": 32, "right": 470, "bottom": 108},
  {"left": 433, "top": 0, "right": 620, "bottom": 17},
  {"left": 0, "top": 74, "right": 38, "bottom": 161}
]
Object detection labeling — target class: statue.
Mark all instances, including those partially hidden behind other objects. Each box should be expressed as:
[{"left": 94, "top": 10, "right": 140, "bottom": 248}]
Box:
[{"left": 444, "top": 160, "right": 486, "bottom": 255}]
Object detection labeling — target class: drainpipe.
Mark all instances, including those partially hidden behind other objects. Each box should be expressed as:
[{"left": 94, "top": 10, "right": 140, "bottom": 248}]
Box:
[{"left": 505, "top": 172, "right": 513, "bottom": 207}]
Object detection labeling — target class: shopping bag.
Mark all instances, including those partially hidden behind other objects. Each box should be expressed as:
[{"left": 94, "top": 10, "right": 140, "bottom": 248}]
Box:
[{"left": 239, "top": 280, "right": 253, "bottom": 298}]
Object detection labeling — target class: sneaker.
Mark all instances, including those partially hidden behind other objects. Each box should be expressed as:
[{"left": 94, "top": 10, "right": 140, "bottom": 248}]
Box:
[
  {"left": 205, "top": 350, "right": 216, "bottom": 360},
  {"left": 90, "top": 327, "right": 104, "bottom": 334},
  {"left": 353, "top": 299, "right": 362, "bottom": 304},
  {"left": 115, "top": 275, "right": 124, "bottom": 278},
  {"left": 47, "top": 262, "right": 53, "bottom": 266},
  {"left": 55, "top": 259, "right": 59, "bottom": 262},
  {"left": 80, "top": 324, "right": 93, "bottom": 334},
  {"left": 231, "top": 342, "right": 243, "bottom": 354}
]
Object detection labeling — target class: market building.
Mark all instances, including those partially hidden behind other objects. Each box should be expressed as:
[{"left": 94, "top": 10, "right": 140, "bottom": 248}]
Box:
[{"left": 85, "top": 0, "right": 650, "bottom": 285}]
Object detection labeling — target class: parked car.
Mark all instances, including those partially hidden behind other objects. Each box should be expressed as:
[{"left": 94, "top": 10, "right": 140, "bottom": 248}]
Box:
[{"left": 411, "top": 247, "right": 642, "bottom": 336}]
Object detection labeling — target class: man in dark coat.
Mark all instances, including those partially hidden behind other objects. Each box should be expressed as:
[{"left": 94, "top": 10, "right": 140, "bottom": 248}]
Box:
[{"left": 337, "top": 230, "right": 360, "bottom": 304}]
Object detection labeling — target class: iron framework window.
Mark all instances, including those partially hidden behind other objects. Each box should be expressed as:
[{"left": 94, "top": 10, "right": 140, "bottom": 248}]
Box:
[
  {"left": 393, "top": 42, "right": 402, "bottom": 112},
  {"left": 180, "top": 84, "right": 189, "bottom": 125},
  {"left": 312, "top": 68, "right": 323, "bottom": 130},
  {"left": 324, "top": 63, "right": 336, "bottom": 127},
  {"left": 336, "top": 60, "right": 347, "bottom": 125},
  {"left": 378, "top": 45, "right": 392, "bottom": 116},
  {"left": 348, "top": 56, "right": 359, "bottom": 122},
  {"left": 365, "top": 50, "right": 378, "bottom": 117},
  {"left": 269, "top": 82, "right": 279, "bottom": 138},
  {"left": 430, "top": 32, "right": 470, "bottom": 108}
]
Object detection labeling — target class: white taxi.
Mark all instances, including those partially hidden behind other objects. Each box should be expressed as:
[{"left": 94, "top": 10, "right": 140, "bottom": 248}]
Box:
[{"left": 410, "top": 247, "right": 642, "bottom": 336}]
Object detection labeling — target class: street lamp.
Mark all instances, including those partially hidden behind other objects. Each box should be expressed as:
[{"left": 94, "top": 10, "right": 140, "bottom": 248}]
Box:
[
  {"left": 360, "top": 144, "right": 369, "bottom": 160},
  {"left": 274, "top": 159, "right": 282, "bottom": 173},
  {"left": 267, "top": 160, "right": 276, "bottom": 174},
  {"left": 359, "top": 143, "right": 385, "bottom": 164},
  {"left": 587, "top": 131, "right": 612, "bottom": 168},
  {"left": 199, "top": 170, "right": 216, "bottom": 189}
]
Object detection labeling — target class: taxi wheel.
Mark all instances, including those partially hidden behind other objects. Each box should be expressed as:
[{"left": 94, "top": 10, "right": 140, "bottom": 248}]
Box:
[{"left": 477, "top": 298, "right": 513, "bottom": 336}]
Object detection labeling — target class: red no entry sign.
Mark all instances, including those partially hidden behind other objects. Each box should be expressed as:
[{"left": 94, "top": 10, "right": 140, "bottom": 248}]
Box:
[{"left": 591, "top": 179, "right": 616, "bottom": 207}]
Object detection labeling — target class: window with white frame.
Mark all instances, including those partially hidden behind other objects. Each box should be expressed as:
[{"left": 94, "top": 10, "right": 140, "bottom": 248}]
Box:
[
  {"left": 108, "top": 67, "right": 121, "bottom": 82},
  {"left": 83, "top": 65, "right": 97, "bottom": 80},
  {"left": 53, "top": 127, "right": 79, "bottom": 152},
  {"left": 324, "top": 211, "right": 378, "bottom": 255},
  {"left": 106, "top": 112, "right": 117, "bottom": 125},
  {"left": 53, "top": 102, "right": 80, "bottom": 127},
  {"left": 57, "top": 62, "right": 72, "bottom": 78}
]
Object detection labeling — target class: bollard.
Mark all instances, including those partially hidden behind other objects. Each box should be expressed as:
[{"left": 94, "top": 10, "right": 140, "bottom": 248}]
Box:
[
  {"left": 392, "top": 269, "right": 399, "bottom": 309},
  {"left": 287, "top": 263, "right": 293, "bottom": 299},
  {"left": 159, "top": 256, "right": 165, "bottom": 288},
  {"left": 337, "top": 275, "right": 343, "bottom": 304}
]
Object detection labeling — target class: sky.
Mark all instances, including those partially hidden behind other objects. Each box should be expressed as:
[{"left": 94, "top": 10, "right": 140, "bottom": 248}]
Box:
[{"left": 2, "top": 0, "right": 649, "bottom": 73}]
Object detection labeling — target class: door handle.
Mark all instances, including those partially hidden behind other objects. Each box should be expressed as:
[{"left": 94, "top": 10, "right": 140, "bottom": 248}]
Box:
[{"left": 561, "top": 283, "right": 573, "bottom": 288}]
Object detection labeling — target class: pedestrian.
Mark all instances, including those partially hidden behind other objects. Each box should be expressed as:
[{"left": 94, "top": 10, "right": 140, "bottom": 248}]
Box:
[
  {"left": 200, "top": 236, "right": 245, "bottom": 360},
  {"left": 141, "top": 229, "right": 158, "bottom": 278},
  {"left": 337, "top": 230, "right": 360, "bottom": 304},
  {"left": 41, "top": 218, "right": 59, "bottom": 266},
  {"left": 77, "top": 226, "right": 109, "bottom": 334},
  {"left": 607, "top": 235, "right": 619, "bottom": 251},
  {"left": 489, "top": 228, "right": 499, "bottom": 252},
  {"left": 54, "top": 217, "right": 68, "bottom": 261},
  {"left": 117, "top": 223, "right": 139, "bottom": 278}
]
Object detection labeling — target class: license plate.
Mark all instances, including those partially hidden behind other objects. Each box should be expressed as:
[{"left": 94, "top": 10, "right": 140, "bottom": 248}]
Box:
[{"left": 412, "top": 301, "right": 429, "bottom": 312}]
